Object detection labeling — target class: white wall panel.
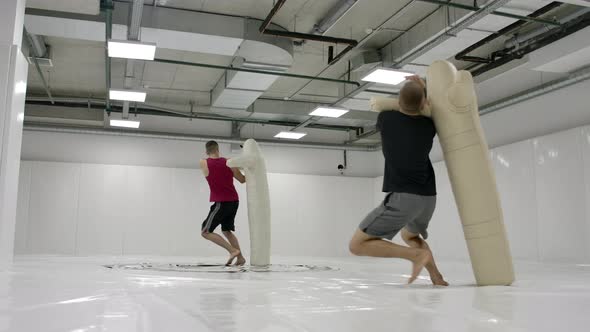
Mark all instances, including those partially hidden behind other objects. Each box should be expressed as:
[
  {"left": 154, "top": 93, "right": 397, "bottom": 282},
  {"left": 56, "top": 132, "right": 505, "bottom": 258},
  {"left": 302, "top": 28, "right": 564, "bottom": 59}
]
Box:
[
  {"left": 0, "top": 45, "right": 28, "bottom": 267},
  {"left": 122, "top": 166, "right": 175, "bottom": 255},
  {"left": 27, "top": 162, "right": 80, "bottom": 254},
  {"left": 21, "top": 131, "right": 381, "bottom": 177},
  {"left": 534, "top": 129, "right": 586, "bottom": 262},
  {"left": 581, "top": 126, "right": 590, "bottom": 260},
  {"left": 15, "top": 161, "right": 375, "bottom": 258},
  {"left": 14, "top": 161, "right": 31, "bottom": 254},
  {"left": 76, "top": 164, "right": 127, "bottom": 255},
  {"left": 16, "top": 124, "right": 590, "bottom": 262},
  {"left": 292, "top": 175, "right": 373, "bottom": 257},
  {"left": 491, "top": 140, "right": 539, "bottom": 260},
  {"left": 427, "top": 162, "right": 469, "bottom": 261}
]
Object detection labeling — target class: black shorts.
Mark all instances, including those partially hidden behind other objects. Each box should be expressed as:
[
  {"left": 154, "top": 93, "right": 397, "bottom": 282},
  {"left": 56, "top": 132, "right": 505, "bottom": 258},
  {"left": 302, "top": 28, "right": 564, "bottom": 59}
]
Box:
[{"left": 202, "top": 201, "right": 239, "bottom": 233}]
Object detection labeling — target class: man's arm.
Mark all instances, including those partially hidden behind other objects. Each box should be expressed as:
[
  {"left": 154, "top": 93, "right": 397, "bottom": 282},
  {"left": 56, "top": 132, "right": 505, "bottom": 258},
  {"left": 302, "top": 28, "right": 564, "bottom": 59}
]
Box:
[
  {"left": 199, "top": 159, "right": 209, "bottom": 177},
  {"left": 232, "top": 168, "right": 246, "bottom": 184}
]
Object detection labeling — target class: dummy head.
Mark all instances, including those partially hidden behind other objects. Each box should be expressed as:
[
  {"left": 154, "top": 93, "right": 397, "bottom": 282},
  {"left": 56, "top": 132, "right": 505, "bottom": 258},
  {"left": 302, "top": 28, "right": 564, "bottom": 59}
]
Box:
[{"left": 242, "top": 138, "right": 262, "bottom": 157}]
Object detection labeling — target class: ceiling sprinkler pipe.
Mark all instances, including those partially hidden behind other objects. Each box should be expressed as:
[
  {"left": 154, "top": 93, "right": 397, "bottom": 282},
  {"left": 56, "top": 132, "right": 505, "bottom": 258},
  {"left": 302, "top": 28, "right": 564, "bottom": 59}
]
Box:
[
  {"left": 455, "top": 2, "right": 563, "bottom": 63},
  {"left": 313, "top": 0, "right": 358, "bottom": 35},
  {"left": 25, "top": 97, "right": 363, "bottom": 132},
  {"left": 479, "top": 64, "right": 590, "bottom": 115},
  {"left": 417, "top": 0, "right": 561, "bottom": 27},
  {"left": 103, "top": 0, "right": 113, "bottom": 112},
  {"left": 505, "top": 7, "right": 590, "bottom": 50},
  {"left": 154, "top": 58, "right": 360, "bottom": 86},
  {"left": 23, "top": 125, "right": 379, "bottom": 152}
]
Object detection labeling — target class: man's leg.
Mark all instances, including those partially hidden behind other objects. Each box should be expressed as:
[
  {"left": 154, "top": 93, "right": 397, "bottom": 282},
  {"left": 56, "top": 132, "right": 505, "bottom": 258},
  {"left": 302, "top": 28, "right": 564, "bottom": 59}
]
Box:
[
  {"left": 349, "top": 229, "right": 432, "bottom": 284},
  {"left": 222, "top": 231, "right": 246, "bottom": 266},
  {"left": 401, "top": 228, "right": 448, "bottom": 286},
  {"left": 202, "top": 203, "right": 241, "bottom": 265},
  {"left": 201, "top": 231, "right": 241, "bottom": 264}
]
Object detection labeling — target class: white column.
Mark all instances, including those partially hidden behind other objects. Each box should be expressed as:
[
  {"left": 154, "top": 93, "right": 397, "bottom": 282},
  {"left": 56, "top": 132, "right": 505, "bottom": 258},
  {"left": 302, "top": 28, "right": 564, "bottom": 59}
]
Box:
[{"left": 0, "top": 0, "right": 28, "bottom": 269}]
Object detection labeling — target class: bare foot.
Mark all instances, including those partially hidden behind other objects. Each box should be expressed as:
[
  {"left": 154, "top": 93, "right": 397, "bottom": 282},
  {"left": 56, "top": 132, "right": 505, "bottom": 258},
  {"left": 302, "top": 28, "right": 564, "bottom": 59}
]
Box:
[
  {"left": 226, "top": 250, "right": 241, "bottom": 266},
  {"left": 431, "top": 274, "right": 449, "bottom": 286},
  {"left": 408, "top": 249, "right": 432, "bottom": 284},
  {"left": 234, "top": 256, "right": 246, "bottom": 266}
]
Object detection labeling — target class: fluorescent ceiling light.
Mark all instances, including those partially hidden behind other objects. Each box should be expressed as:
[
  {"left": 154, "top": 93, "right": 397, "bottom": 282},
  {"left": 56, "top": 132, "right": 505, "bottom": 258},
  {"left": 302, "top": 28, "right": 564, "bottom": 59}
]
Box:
[
  {"left": 110, "top": 119, "right": 140, "bottom": 129},
  {"left": 309, "top": 106, "right": 349, "bottom": 118},
  {"left": 108, "top": 40, "right": 157, "bottom": 60},
  {"left": 274, "top": 131, "right": 307, "bottom": 140},
  {"left": 109, "top": 89, "right": 146, "bottom": 102},
  {"left": 361, "top": 68, "right": 413, "bottom": 85}
]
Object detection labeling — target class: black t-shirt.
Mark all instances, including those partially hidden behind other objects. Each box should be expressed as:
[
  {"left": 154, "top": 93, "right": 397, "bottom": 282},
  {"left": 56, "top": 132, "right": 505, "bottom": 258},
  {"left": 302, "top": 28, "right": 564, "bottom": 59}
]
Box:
[{"left": 377, "top": 111, "right": 436, "bottom": 196}]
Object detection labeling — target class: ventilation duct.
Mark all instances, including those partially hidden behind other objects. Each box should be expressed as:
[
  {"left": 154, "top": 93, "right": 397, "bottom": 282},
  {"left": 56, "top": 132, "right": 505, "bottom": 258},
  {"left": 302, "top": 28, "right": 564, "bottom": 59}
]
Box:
[
  {"left": 25, "top": 3, "right": 294, "bottom": 110},
  {"left": 25, "top": 0, "right": 100, "bottom": 15},
  {"left": 350, "top": 51, "right": 382, "bottom": 73},
  {"left": 211, "top": 58, "right": 286, "bottom": 109},
  {"left": 25, "top": 33, "right": 52, "bottom": 67}
]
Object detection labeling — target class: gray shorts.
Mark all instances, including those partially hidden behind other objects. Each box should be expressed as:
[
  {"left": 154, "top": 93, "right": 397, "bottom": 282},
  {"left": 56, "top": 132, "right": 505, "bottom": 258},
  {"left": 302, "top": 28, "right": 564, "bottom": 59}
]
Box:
[{"left": 359, "top": 192, "right": 436, "bottom": 240}]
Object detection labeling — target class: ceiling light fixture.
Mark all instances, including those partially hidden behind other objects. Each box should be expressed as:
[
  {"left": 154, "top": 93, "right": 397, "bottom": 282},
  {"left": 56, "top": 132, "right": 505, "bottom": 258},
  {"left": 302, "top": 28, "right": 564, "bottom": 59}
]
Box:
[
  {"left": 110, "top": 119, "right": 141, "bottom": 129},
  {"left": 109, "top": 89, "right": 147, "bottom": 102},
  {"left": 107, "top": 40, "right": 157, "bottom": 60},
  {"left": 309, "top": 106, "right": 349, "bottom": 118},
  {"left": 274, "top": 131, "right": 307, "bottom": 140},
  {"left": 361, "top": 68, "right": 413, "bottom": 85}
]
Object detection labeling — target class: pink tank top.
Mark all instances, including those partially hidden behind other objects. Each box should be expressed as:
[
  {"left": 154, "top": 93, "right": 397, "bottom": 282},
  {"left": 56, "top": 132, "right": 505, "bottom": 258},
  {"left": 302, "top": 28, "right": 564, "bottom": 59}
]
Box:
[{"left": 206, "top": 158, "right": 239, "bottom": 202}]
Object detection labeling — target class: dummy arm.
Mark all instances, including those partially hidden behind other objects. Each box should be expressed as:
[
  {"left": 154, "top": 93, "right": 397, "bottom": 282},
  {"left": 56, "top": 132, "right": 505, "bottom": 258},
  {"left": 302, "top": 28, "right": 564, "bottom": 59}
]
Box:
[{"left": 227, "top": 156, "right": 256, "bottom": 169}]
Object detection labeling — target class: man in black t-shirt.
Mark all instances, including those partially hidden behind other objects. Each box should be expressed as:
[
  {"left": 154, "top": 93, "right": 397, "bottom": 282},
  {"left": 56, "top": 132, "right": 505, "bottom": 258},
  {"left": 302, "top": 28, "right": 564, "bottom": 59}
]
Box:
[{"left": 349, "top": 76, "right": 448, "bottom": 286}]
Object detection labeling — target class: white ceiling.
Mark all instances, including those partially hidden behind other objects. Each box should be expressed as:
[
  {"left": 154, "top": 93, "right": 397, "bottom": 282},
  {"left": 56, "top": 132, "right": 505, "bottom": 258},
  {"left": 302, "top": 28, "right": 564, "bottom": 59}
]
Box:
[{"left": 23, "top": 0, "right": 590, "bottom": 146}]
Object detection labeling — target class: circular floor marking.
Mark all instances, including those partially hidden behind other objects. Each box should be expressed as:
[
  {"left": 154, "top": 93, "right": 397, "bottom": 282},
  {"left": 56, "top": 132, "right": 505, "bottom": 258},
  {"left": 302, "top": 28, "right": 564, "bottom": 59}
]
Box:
[{"left": 105, "top": 263, "right": 337, "bottom": 273}]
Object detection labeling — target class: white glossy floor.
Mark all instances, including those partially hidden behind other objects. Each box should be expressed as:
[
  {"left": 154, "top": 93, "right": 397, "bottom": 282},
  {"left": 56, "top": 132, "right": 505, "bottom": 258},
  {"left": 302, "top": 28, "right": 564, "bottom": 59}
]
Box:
[{"left": 1, "top": 256, "right": 589, "bottom": 332}]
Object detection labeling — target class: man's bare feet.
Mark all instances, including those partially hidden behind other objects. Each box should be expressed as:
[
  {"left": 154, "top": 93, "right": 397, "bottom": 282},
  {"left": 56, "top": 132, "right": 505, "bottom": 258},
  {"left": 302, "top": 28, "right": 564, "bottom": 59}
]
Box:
[
  {"left": 234, "top": 255, "right": 246, "bottom": 266},
  {"left": 408, "top": 249, "right": 432, "bottom": 284},
  {"left": 226, "top": 249, "right": 241, "bottom": 266},
  {"left": 431, "top": 273, "right": 449, "bottom": 286}
]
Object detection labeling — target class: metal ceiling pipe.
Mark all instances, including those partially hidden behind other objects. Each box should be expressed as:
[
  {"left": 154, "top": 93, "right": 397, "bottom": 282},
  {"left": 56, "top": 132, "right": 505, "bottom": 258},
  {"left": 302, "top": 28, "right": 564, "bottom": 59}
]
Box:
[
  {"left": 103, "top": 0, "right": 113, "bottom": 112},
  {"left": 288, "top": 1, "right": 417, "bottom": 100},
  {"left": 26, "top": 32, "right": 47, "bottom": 58},
  {"left": 259, "top": 0, "right": 288, "bottom": 33},
  {"left": 298, "top": 0, "right": 510, "bottom": 132},
  {"left": 394, "top": 0, "right": 513, "bottom": 68},
  {"left": 122, "top": 0, "right": 145, "bottom": 119},
  {"left": 127, "top": 0, "right": 144, "bottom": 39},
  {"left": 346, "top": 128, "right": 378, "bottom": 144},
  {"left": 258, "top": 0, "right": 357, "bottom": 65},
  {"left": 455, "top": 2, "right": 564, "bottom": 64},
  {"left": 313, "top": 0, "right": 358, "bottom": 35},
  {"left": 471, "top": 11, "right": 590, "bottom": 76},
  {"left": 505, "top": 7, "right": 590, "bottom": 49},
  {"left": 23, "top": 124, "right": 379, "bottom": 152},
  {"left": 153, "top": 58, "right": 360, "bottom": 86},
  {"left": 23, "top": 28, "right": 54, "bottom": 104},
  {"left": 417, "top": 0, "right": 561, "bottom": 27},
  {"left": 285, "top": 1, "right": 418, "bottom": 131},
  {"left": 25, "top": 97, "right": 363, "bottom": 132},
  {"left": 480, "top": 63, "right": 590, "bottom": 115}
]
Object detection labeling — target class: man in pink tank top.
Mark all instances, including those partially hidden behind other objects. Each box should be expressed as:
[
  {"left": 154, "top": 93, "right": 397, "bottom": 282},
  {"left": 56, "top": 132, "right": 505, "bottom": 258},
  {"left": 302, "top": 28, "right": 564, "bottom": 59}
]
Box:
[{"left": 199, "top": 141, "right": 247, "bottom": 266}]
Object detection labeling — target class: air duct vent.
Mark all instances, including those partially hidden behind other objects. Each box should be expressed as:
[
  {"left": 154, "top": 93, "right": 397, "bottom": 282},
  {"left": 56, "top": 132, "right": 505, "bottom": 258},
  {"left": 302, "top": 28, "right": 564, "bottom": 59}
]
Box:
[
  {"left": 350, "top": 51, "right": 381, "bottom": 73},
  {"left": 27, "top": 56, "right": 53, "bottom": 67}
]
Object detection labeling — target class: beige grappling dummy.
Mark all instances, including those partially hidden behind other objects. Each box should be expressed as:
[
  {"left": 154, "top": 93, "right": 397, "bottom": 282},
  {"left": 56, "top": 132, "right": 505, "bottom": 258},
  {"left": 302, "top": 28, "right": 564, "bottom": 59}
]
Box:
[{"left": 371, "top": 60, "right": 514, "bottom": 286}]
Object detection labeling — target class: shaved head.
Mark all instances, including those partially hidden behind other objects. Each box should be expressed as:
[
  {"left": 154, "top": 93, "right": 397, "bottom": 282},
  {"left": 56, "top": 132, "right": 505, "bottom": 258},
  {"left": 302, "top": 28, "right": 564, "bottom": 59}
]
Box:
[{"left": 399, "top": 81, "right": 425, "bottom": 114}]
